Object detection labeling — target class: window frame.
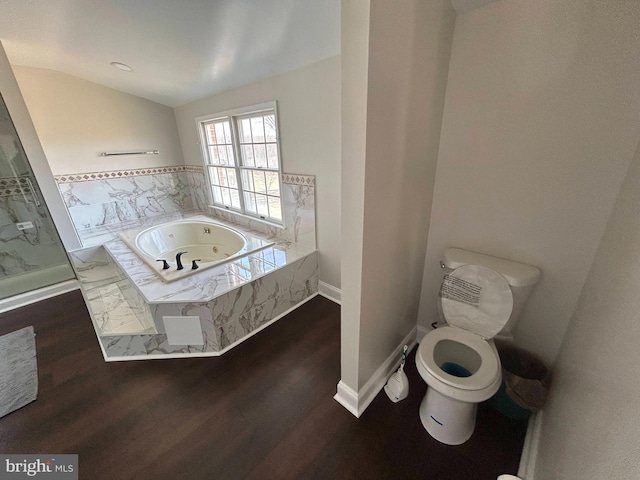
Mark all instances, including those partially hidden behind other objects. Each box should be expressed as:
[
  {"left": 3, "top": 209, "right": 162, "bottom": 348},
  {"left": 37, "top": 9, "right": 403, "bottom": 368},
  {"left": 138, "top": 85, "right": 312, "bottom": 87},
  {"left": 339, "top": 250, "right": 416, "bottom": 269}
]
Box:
[{"left": 195, "top": 101, "right": 285, "bottom": 227}]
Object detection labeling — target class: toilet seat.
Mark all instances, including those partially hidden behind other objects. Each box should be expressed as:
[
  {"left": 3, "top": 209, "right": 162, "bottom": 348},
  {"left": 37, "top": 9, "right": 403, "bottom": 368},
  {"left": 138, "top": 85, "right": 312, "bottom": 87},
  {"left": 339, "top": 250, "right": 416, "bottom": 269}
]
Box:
[
  {"left": 417, "top": 265, "right": 514, "bottom": 395},
  {"left": 417, "top": 326, "right": 500, "bottom": 391}
]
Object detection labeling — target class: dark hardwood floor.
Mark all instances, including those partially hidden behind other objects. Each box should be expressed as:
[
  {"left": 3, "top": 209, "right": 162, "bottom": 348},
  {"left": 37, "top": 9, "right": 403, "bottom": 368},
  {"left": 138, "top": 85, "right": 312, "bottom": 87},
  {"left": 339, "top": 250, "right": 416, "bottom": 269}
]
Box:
[{"left": 0, "top": 291, "right": 527, "bottom": 479}]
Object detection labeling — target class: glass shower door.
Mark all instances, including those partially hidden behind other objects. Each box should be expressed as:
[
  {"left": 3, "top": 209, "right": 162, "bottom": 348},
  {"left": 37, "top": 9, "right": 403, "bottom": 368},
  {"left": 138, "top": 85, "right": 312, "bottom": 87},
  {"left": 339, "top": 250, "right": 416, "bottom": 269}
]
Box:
[{"left": 0, "top": 93, "right": 75, "bottom": 300}]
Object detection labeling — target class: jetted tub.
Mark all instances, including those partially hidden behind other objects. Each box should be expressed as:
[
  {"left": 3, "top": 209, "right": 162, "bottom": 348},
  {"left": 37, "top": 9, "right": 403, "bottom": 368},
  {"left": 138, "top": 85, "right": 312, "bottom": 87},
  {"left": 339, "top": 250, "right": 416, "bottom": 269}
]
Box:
[{"left": 119, "top": 219, "right": 274, "bottom": 282}]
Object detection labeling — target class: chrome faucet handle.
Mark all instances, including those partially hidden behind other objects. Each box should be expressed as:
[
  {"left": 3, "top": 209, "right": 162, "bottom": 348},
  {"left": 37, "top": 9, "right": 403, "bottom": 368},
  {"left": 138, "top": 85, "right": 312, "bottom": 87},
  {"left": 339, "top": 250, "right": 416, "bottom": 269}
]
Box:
[
  {"left": 156, "top": 259, "right": 170, "bottom": 270},
  {"left": 191, "top": 259, "right": 201, "bottom": 270}
]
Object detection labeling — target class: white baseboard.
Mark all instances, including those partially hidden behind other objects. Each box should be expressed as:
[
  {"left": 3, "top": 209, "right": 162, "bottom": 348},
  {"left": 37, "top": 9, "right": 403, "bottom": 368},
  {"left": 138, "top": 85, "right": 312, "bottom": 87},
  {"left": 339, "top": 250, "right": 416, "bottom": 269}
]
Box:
[
  {"left": 334, "top": 327, "right": 417, "bottom": 417},
  {"left": 318, "top": 281, "right": 341, "bottom": 305},
  {"left": 0, "top": 280, "right": 80, "bottom": 314},
  {"left": 518, "top": 410, "right": 543, "bottom": 479},
  {"left": 333, "top": 381, "right": 359, "bottom": 417}
]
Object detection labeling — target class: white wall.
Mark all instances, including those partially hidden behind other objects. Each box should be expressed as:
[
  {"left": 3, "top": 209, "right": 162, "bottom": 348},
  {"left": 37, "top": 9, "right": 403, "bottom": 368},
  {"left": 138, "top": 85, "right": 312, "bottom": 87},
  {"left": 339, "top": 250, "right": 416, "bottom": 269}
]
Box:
[
  {"left": 339, "top": 0, "right": 370, "bottom": 391},
  {"left": 174, "top": 56, "right": 341, "bottom": 288},
  {"left": 417, "top": 0, "right": 640, "bottom": 365},
  {"left": 340, "top": 0, "right": 456, "bottom": 395},
  {"left": 0, "top": 43, "right": 80, "bottom": 250},
  {"left": 533, "top": 144, "right": 640, "bottom": 479},
  {"left": 13, "top": 66, "right": 184, "bottom": 175}
]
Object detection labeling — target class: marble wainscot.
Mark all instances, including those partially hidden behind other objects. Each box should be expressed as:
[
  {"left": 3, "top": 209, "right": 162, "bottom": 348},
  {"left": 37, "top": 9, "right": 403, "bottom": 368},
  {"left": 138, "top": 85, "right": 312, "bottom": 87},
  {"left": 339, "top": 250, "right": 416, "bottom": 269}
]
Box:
[
  {"left": 68, "top": 173, "right": 318, "bottom": 361},
  {"left": 55, "top": 166, "right": 202, "bottom": 238}
]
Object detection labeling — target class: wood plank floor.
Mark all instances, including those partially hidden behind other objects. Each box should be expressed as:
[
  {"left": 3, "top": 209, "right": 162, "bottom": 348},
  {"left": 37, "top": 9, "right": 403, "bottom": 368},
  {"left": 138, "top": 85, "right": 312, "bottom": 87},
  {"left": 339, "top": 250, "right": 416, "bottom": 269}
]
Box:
[{"left": 0, "top": 291, "right": 527, "bottom": 479}]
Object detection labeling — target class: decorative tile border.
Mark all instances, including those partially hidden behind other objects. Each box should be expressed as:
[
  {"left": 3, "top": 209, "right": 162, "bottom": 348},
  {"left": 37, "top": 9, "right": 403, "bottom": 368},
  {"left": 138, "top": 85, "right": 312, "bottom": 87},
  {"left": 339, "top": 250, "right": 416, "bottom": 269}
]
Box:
[
  {"left": 184, "top": 165, "right": 204, "bottom": 173},
  {"left": 191, "top": 166, "right": 313, "bottom": 186},
  {"left": 54, "top": 166, "right": 188, "bottom": 184},
  {"left": 282, "top": 173, "right": 315, "bottom": 186},
  {"left": 0, "top": 176, "right": 33, "bottom": 198},
  {"left": 54, "top": 165, "right": 315, "bottom": 187}
]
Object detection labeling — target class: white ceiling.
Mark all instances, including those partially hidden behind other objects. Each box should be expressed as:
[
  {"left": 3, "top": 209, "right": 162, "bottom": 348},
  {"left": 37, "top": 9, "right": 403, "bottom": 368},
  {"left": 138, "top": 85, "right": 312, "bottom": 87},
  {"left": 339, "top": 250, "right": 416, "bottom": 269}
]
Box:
[{"left": 0, "top": 0, "right": 340, "bottom": 107}]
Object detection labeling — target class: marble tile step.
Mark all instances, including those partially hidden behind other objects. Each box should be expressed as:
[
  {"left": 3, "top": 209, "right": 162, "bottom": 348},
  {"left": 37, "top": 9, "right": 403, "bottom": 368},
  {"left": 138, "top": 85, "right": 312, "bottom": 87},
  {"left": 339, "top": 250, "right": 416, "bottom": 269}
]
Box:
[
  {"left": 91, "top": 282, "right": 156, "bottom": 336},
  {"left": 69, "top": 246, "right": 157, "bottom": 337}
]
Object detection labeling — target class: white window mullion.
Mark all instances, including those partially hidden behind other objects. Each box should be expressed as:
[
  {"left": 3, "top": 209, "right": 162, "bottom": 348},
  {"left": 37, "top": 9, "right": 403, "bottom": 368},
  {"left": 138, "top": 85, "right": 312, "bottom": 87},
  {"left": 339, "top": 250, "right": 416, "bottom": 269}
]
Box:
[
  {"left": 229, "top": 116, "right": 247, "bottom": 214},
  {"left": 199, "top": 123, "right": 216, "bottom": 208}
]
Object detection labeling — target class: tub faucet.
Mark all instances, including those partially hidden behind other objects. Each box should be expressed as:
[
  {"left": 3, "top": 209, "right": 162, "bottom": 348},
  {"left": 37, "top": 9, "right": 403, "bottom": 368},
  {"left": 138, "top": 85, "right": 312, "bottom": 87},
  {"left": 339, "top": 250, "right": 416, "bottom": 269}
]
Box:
[
  {"left": 156, "top": 259, "right": 170, "bottom": 270},
  {"left": 175, "top": 251, "right": 188, "bottom": 270}
]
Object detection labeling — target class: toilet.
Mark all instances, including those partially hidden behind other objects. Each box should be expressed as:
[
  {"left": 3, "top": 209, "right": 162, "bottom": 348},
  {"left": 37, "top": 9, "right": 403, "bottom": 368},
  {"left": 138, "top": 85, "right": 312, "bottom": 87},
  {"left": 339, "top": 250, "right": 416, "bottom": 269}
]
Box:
[{"left": 416, "top": 248, "right": 541, "bottom": 445}]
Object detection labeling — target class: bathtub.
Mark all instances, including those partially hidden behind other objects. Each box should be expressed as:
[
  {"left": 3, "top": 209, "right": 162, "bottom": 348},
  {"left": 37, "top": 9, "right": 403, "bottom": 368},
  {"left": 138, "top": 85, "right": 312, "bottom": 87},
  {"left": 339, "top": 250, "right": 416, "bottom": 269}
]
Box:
[{"left": 119, "top": 219, "right": 274, "bottom": 282}]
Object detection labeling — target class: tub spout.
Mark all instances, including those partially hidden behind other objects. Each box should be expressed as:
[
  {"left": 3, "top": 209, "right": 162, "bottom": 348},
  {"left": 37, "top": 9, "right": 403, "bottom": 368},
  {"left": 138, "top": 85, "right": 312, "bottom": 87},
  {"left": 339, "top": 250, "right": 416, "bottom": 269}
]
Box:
[{"left": 175, "top": 251, "right": 188, "bottom": 270}]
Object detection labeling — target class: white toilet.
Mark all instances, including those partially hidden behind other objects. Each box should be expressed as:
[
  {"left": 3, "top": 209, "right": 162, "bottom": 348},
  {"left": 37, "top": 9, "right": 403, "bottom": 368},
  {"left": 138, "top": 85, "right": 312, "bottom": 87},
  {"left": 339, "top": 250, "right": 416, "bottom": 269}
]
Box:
[{"left": 416, "top": 248, "right": 541, "bottom": 445}]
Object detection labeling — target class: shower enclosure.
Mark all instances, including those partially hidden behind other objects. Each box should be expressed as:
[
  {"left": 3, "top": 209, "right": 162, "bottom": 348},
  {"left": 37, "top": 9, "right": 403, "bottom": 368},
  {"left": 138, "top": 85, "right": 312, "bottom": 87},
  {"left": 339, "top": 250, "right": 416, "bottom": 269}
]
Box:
[{"left": 0, "top": 93, "right": 75, "bottom": 301}]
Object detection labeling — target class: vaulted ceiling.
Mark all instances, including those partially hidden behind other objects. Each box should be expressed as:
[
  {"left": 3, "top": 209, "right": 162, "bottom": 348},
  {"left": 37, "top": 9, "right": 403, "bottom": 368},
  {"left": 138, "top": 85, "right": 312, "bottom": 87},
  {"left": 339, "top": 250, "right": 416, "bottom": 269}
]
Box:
[{"left": 0, "top": 0, "right": 340, "bottom": 107}]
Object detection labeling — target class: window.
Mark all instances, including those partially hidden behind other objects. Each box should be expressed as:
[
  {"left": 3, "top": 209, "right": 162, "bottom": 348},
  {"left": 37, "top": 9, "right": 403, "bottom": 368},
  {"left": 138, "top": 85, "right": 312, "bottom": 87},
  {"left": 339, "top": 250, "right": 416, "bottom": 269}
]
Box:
[{"left": 196, "top": 102, "right": 283, "bottom": 225}]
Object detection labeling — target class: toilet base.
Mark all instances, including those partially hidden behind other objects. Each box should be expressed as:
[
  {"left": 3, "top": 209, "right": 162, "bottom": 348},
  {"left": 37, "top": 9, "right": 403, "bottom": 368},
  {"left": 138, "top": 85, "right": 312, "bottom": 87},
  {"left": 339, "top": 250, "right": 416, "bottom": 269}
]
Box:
[{"left": 419, "top": 387, "right": 477, "bottom": 445}]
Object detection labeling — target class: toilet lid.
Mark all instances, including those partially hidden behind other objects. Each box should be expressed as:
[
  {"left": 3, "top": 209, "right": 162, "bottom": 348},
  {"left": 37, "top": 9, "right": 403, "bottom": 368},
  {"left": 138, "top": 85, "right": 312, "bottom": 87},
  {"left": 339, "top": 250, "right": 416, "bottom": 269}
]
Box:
[{"left": 439, "top": 265, "right": 513, "bottom": 339}]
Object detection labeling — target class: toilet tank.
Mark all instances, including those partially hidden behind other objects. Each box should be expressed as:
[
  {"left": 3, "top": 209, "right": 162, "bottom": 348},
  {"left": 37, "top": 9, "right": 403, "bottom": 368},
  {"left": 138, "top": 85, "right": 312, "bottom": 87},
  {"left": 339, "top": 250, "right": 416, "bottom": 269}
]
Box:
[{"left": 442, "top": 248, "right": 541, "bottom": 339}]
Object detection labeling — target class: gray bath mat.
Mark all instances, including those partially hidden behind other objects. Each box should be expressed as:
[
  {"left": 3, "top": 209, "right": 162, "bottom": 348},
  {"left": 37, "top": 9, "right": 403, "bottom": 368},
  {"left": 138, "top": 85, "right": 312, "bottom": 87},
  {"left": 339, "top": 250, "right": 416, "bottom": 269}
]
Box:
[{"left": 0, "top": 326, "right": 38, "bottom": 418}]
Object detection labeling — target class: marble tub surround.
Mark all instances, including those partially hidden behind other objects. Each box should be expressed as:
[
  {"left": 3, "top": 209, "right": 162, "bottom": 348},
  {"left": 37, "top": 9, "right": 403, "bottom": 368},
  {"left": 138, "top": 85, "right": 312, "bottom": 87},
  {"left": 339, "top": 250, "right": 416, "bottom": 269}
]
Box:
[
  {"left": 221, "top": 254, "right": 317, "bottom": 348},
  {"left": 208, "top": 173, "right": 316, "bottom": 250},
  {"left": 104, "top": 252, "right": 318, "bottom": 359},
  {"left": 73, "top": 210, "right": 189, "bottom": 247},
  {"left": 69, "top": 210, "right": 318, "bottom": 360},
  {"left": 63, "top": 167, "right": 319, "bottom": 361},
  {"left": 57, "top": 168, "right": 193, "bottom": 236},
  {"left": 69, "top": 240, "right": 318, "bottom": 360},
  {"left": 104, "top": 214, "right": 311, "bottom": 304},
  {"left": 57, "top": 166, "right": 317, "bottom": 252},
  {"left": 55, "top": 165, "right": 207, "bottom": 247},
  {"left": 184, "top": 165, "right": 208, "bottom": 212}
]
